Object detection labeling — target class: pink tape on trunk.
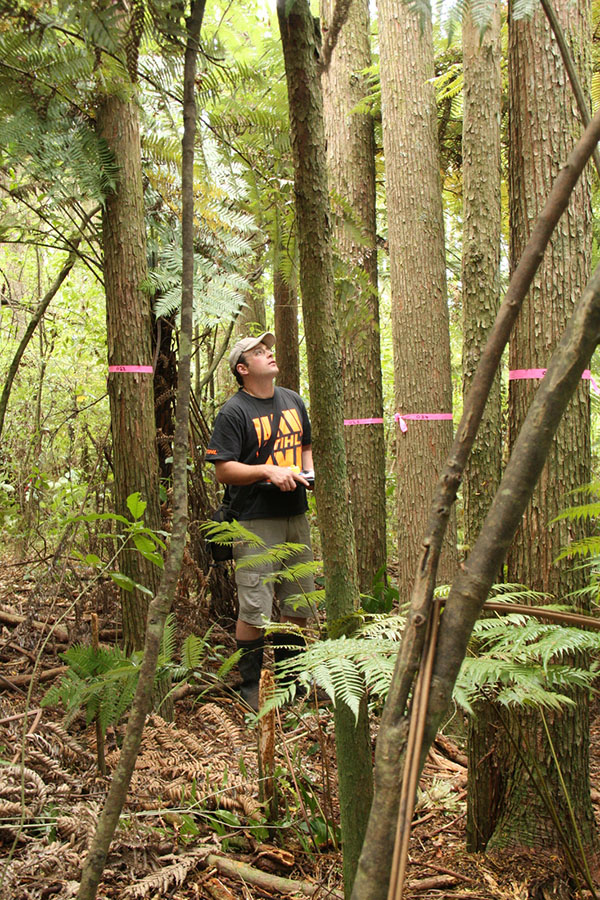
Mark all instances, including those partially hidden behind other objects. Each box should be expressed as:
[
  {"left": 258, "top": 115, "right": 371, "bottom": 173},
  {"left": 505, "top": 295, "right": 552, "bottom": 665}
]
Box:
[
  {"left": 509, "top": 368, "right": 599, "bottom": 394},
  {"left": 394, "top": 412, "right": 453, "bottom": 433},
  {"left": 344, "top": 417, "right": 384, "bottom": 425},
  {"left": 109, "top": 365, "right": 154, "bottom": 374}
]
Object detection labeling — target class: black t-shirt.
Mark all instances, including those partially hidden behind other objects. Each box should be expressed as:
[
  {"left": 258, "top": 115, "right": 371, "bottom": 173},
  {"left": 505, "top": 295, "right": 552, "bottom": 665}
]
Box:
[{"left": 205, "top": 386, "right": 312, "bottom": 520}]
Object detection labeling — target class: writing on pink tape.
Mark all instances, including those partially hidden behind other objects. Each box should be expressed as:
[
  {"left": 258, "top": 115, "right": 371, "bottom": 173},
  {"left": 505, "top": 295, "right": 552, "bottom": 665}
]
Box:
[
  {"left": 394, "top": 412, "right": 453, "bottom": 433},
  {"left": 108, "top": 365, "right": 154, "bottom": 374},
  {"left": 344, "top": 418, "right": 384, "bottom": 425},
  {"left": 509, "top": 368, "right": 599, "bottom": 394}
]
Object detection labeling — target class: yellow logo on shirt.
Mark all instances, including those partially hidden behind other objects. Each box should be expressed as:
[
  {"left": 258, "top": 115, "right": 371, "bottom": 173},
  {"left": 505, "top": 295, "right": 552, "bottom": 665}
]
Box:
[{"left": 252, "top": 408, "right": 303, "bottom": 469}]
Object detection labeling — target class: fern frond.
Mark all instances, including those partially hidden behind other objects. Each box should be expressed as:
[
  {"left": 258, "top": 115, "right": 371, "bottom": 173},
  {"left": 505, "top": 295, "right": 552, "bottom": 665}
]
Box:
[
  {"left": 160, "top": 613, "right": 177, "bottom": 664},
  {"left": 235, "top": 542, "right": 309, "bottom": 570},
  {"left": 469, "top": 0, "right": 497, "bottom": 31},
  {"left": 200, "top": 519, "right": 265, "bottom": 548},
  {"left": 552, "top": 501, "right": 600, "bottom": 524},
  {"left": 181, "top": 633, "right": 209, "bottom": 670},
  {"left": 264, "top": 560, "right": 321, "bottom": 583},
  {"left": 555, "top": 537, "right": 600, "bottom": 561},
  {"left": 511, "top": 0, "right": 539, "bottom": 20}
]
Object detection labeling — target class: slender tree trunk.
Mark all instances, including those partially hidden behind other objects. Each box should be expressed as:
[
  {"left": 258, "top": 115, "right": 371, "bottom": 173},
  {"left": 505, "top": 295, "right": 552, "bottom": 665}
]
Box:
[
  {"left": 273, "top": 262, "right": 300, "bottom": 392},
  {"left": 486, "top": 0, "right": 596, "bottom": 855},
  {"left": 321, "top": 0, "right": 386, "bottom": 593},
  {"left": 460, "top": 0, "right": 503, "bottom": 852},
  {"left": 276, "top": 2, "right": 373, "bottom": 894},
  {"left": 76, "top": 4, "right": 204, "bottom": 896},
  {"left": 377, "top": 0, "right": 457, "bottom": 601}
]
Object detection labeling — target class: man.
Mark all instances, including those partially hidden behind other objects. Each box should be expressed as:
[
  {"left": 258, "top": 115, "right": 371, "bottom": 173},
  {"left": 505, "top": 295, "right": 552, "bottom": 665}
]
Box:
[{"left": 205, "top": 332, "right": 315, "bottom": 710}]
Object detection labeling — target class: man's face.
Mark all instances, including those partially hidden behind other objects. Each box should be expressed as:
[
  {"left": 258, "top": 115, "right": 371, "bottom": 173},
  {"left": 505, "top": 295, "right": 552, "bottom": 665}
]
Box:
[{"left": 239, "top": 342, "right": 279, "bottom": 378}]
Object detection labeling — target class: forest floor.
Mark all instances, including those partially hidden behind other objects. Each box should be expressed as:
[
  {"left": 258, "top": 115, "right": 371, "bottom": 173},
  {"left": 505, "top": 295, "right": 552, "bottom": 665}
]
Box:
[{"left": 1, "top": 556, "right": 599, "bottom": 900}]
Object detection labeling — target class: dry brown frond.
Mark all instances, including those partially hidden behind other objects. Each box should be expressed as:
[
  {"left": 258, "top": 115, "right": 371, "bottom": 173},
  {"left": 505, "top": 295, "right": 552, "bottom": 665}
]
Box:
[{"left": 121, "top": 847, "right": 211, "bottom": 898}]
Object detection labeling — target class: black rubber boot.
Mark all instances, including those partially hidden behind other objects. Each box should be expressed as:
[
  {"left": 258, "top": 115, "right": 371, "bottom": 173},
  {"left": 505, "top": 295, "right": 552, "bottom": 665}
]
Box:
[
  {"left": 271, "top": 631, "right": 307, "bottom": 694},
  {"left": 236, "top": 638, "right": 264, "bottom": 712}
]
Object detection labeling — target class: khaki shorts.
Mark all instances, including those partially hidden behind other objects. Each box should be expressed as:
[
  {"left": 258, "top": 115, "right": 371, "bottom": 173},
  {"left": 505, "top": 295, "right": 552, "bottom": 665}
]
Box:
[{"left": 233, "top": 514, "right": 315, "bottom": 627}]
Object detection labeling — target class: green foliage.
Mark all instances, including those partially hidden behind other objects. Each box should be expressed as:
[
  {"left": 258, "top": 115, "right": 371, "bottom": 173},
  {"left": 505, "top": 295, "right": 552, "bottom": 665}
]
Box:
[
  {"left": 361, "top": 565, "right": 399, "bottom": 614},
  {"left": 41, "top": 614, "right": 224, "bottom": 732},
  {"left": 259, "top": 582, "right": 600, "bottom": 721},
  {"left": 41, "top": 643, "right": 140, "bottom": 737},
  {"left": 71, "top": 491, "right": 166, "bottom": 592}
]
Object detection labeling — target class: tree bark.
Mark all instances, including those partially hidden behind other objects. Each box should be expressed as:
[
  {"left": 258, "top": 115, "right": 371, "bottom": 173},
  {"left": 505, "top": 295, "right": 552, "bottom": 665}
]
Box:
[
  {"left": 377, "top": 0, "right": 457, "bottom": 600},
  {"left": 96, "top": 83, "right": 161, "bottom": 653},
  {"left": 76, "top": 3, "right": 204, "bottom": 896},
  {"left": 461, "top": 0, "right": 502, "bottom": 555},
  {"left": 487, "top": 0, "right": 596, "bottom": 854},
  {"left": 460, "top": 0, "right": 503, "bottom": 852},
  {"left": 273, "top": 260, "right": 300, "bottom": 393},
  {"left": 276, "top": 2, "right": 373, "bottom": 894},
  {"left": 321, "top": 0, "right": 386, "bottom": 593}
]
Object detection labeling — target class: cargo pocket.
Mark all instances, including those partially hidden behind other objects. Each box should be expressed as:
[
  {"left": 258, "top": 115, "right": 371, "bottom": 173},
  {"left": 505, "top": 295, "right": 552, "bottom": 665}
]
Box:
[{"left": 235, "top": 568, "right": 271, "bottom": 625}]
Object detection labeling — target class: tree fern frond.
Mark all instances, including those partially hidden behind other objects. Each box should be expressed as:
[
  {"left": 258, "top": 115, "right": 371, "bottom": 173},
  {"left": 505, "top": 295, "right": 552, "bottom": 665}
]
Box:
[
  {"left": 200, "top": 519, "right": 265, "bottom": 548},
  {"left": 496, "top": 682, "right": 575, "bottom": 711},
  {"left": 469, "top": 0, "right": 497, "bottom": 31},
  {"left": 511, "top": 0, "right": 539, "bottom": 20},
  {"left": 488, "top": 582, "right": 551, "bottom": 604},
  {"left": 235, "top": 542, "right": 309, "bottom": 570},
  {"left": 552, "top": 501, "right": 600, "bottom": 524},
  {"left": 555, "top": 537, "right": 600, "bottom": 561},
  {"left": 403, "top": 0, "right": 432, "bottom": 29},
  {"left": 265, "top": 560, "right": 321, "bottom": 583},
  {"left": 534, "top": 628, "right": 600, "bottom": 668}
]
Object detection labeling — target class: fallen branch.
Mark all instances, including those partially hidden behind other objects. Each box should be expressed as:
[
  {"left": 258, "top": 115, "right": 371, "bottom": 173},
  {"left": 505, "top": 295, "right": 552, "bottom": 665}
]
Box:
[
  {"left": 0, "top": 666, "right": 68, "bottom": 689},
  {"left": 0, "top": 608, "right": 69, "bottom": 644},
  {"left": 204, "top": 853, "right": 344, "bottom": 899},
  {"left": 408, "top": 874, "right": 458, "bottom": 892},
  {"left": 411, "top": 860, "right": 473, "bottom": 885},
  {"left": 483, "top": 600, "right": 600, "bottom": 630},
  {"left": 0, "top": 708, "right": 42, "bottom": 726}
]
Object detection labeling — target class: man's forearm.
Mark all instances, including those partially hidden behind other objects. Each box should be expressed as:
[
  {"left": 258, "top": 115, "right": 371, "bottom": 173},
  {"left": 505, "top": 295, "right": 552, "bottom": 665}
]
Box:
[
  {"left": 302, "top": 445, "right": 313, "bottom": 471},
  {"left": 215, "top": 460, "right": 268, "bottom": 485}
]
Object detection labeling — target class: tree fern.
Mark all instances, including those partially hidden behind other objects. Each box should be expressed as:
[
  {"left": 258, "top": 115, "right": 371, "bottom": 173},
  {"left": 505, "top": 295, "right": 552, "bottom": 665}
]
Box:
[{"left": 255, "top": 585, "right": 600, "bottom": 722}]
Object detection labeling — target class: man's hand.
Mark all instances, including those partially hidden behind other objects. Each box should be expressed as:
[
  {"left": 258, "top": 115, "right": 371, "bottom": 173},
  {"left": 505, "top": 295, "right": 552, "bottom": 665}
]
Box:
[{"left": 263, "top": 464, "right": 310, "bottom": 491}]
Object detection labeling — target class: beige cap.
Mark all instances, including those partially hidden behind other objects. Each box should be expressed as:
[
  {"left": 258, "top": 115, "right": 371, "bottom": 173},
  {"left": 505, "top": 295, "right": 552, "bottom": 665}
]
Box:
[{"left": 229, "top": 332, "right": 275, "bottom": 374}]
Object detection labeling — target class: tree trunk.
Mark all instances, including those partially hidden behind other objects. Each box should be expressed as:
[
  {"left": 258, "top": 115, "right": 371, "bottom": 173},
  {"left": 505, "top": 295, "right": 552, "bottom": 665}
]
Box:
[
  {"left": 488, "top": 0, "right": 596, "bottom": 854},
  {"left": 461, "top": 0, "right": 502, "bottom": 554},
  {"left": 276, "top": 2, "right": 373, "bottom": 894},
  {"left": 377, "top": 0, "right": 457, "bottom": 601},
  {"left": 273, "top": 256, "right": 300, "bottom": 392},
  {"left": 321, "top": 0, "right": 386, "bottom": 594},
  {"left": 460, "top": 0, "right": 503, "bottom": 852},
  {"left": 96, "top": 86, "right": 161, "bottom": 653}
]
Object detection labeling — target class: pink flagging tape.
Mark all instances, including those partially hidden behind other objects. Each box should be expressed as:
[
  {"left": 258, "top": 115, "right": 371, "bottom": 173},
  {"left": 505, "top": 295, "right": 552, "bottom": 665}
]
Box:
[
  {"left": 108, "top": 365, "right": 154, "bottom": 374},
  {"left": 509, "top": 368, "right": 599, "bottom": 394},
  {"left": 394, "top": 412, "right": 453, "bottom": 434},
  {"left": 344, "top": 417, "right": 384, "bottom": 425}
]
